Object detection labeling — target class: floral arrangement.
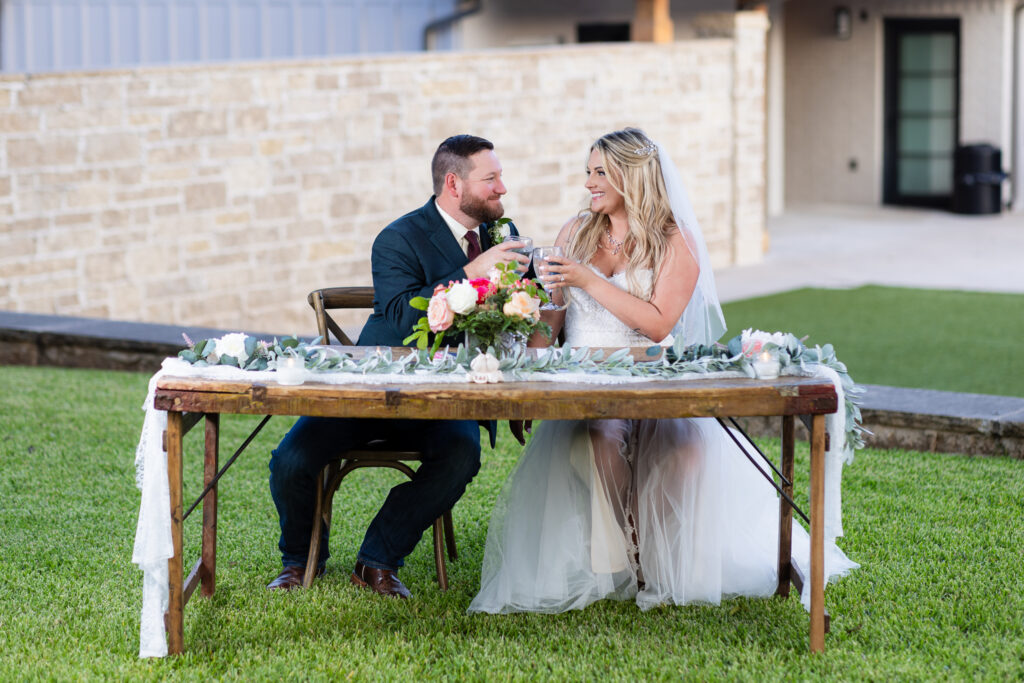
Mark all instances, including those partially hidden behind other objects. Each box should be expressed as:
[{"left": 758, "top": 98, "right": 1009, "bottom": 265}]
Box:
[
  {"left": 403, "top": 262, "right": 552, "bottom": 355},
  {"left": 487, "top": 217, "right": 512, "bottom": 245}
]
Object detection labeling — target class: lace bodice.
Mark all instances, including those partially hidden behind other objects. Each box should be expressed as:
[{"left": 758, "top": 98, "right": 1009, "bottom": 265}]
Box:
[{"left": 564, "top": 268, "right": 663, "bottom": 347}]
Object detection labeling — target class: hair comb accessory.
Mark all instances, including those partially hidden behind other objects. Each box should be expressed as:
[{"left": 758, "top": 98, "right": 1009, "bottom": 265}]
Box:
[{"left": 632, "top": 142, "right": 657, "bottom": 156}]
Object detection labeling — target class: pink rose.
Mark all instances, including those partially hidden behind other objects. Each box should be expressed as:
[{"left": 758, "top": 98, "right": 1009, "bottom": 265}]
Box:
[
  {"left": 427, "top": 293, "right": 454, "bottom": 332},
  {"left": 503, "top": 290, "right": 540, "bottom": 320},
  {"left": 469, "top": 278, "right": 497, "bottom": 304},
  {"left": 742, "top": 339, "right": 764, "bottom": 358}
]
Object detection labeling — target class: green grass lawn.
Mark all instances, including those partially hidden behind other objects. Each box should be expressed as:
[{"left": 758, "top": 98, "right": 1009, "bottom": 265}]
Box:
[
  {"left": 722, "top": 285, "right": 1024, "bottom": 398},
  {"left": 1, "top": 364, "right": 1023, "bottom": 679}
]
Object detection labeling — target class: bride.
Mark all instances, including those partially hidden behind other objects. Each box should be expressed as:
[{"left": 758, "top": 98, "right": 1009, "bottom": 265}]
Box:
[{"left": 468, "top": 128, "right": 857, "bottom": 614}]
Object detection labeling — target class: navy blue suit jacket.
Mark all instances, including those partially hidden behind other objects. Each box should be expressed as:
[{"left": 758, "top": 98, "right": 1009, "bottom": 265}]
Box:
[{"left": 357, "top": 196, "right": 521, "bottom": 446}]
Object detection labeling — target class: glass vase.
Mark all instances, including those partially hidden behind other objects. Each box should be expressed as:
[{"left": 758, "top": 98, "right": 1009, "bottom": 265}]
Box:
[{"left": 465, "top": 330, "right": 527, "bottom": 359}]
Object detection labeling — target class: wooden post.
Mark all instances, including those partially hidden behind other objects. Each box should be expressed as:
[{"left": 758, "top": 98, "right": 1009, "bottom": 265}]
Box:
[
  {"left": 776, "top": 415, "right": 795, "bottom": 597},
  {"left": 809, "top": 413, "right": 826, "bottom": 653},
  {"left": 632, "top": 0, "right": 674, "bottom": 43},
  {"left": 200, "top": 414, "right": 219, "bottom": 597},
  {"left": 165, "top": 412, "right": 185, "bottom": 655}
]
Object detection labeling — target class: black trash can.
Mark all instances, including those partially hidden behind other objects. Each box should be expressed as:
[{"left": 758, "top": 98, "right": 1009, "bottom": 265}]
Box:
[{"left": 952, "top": 144, "right": 1006, "bottom": 214}]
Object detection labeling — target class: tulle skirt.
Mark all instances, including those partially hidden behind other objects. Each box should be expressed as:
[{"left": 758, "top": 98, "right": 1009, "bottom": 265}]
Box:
[{"left": 468, "top": 418, "right": 858, "bottom": 614}]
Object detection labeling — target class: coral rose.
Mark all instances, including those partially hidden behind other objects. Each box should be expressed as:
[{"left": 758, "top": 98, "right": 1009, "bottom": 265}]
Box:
[{"left": 503, "top": 290, "right": 540, "bottom": 320}]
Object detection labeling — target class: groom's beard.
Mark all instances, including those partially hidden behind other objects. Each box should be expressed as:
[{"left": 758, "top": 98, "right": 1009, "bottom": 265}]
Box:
[{"left": 460, "top": 194, "right": 504, "bottom": 224}]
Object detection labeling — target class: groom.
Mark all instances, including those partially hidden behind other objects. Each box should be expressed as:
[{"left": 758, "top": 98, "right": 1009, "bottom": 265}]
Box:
[{"left": 268, "top": 134, "right": 529, "bottom": 597}]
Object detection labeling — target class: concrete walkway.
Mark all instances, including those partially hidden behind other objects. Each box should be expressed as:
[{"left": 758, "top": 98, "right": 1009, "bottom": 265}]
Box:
[{"left": 716, "top": 203, "right": 1024, "bottom": 303}]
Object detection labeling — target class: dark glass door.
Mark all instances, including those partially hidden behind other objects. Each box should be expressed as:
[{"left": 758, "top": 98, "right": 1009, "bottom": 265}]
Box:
[{"left": 883, "top": 19, "right": 960, "bottom": 207}]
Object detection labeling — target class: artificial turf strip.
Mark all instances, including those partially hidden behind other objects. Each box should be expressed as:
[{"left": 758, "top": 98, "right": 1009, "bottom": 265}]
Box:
[
  {"left": 1, "top": 364, "right": 1022, "bottom": 679},
  {"left": 722, "top": 285, "right": 1024, "bottom": 398}
]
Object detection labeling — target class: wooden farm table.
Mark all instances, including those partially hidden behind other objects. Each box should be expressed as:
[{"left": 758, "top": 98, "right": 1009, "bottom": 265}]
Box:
[{"left": 152, "top": 349, "right": 839, "bottom": 655}]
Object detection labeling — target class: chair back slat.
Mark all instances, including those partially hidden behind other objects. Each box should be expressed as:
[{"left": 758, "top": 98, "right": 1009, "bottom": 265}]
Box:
[{"left": 306, "top": 286, "right": 376, "bottom": 346}]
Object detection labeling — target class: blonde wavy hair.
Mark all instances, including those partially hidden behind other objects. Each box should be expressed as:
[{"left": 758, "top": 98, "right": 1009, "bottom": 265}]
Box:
[{"left": 567, "top": 127, "right": 676, "bottom": 299}]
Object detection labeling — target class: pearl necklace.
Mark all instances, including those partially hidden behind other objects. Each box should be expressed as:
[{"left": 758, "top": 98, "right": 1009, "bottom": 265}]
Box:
[{"left": 604, "top": 228, "right": 625, "bottom": 255}]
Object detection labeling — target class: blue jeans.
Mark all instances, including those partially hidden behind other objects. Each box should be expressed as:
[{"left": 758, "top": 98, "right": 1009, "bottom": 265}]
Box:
[{"left": 269, "top": 416, "right": 481, "bottom": 571}]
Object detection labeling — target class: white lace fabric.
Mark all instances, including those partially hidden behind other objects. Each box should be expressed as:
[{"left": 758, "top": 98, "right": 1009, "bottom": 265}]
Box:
[{"left": 565, "top": 268, "right": 664, "bottom": 347}]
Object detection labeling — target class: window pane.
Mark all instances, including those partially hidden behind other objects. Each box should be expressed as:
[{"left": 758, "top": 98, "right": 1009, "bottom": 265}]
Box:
[
  {"left": 899, "top": 158, "right": 952, "bottom": 195},
  {"left": 900, "top": 76, "right": 955, "bottom": 114},
  {"left": 899, "top": 117, "right": 955, "bottom": 155},
  {"left": 901, "top": 33, "right": 955, "bottom": 72}
]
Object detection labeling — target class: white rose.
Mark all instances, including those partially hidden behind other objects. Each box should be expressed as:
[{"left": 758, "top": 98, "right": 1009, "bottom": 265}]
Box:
[
  {"left": 740, "top": 329, "right": 788, "bottom": 358},
  {"left": 214, "top": 333, "right": 249, "bottom": 360},
  {"left": 446, "top": 281, "right": 478, "bottom": 315}
]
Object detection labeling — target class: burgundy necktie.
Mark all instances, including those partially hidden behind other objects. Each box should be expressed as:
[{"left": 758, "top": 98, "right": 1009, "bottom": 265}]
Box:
[{"left": 465, "top": 230, "right": 482, "bottom": 261}]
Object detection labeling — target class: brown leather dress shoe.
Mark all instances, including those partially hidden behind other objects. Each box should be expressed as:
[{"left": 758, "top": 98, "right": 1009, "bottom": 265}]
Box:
[
  {"left": 267, "top": 565, "right": 323, "bottom": 590},
  {"left": 351, "top": 561, "right": 411, "bottom": 599}
]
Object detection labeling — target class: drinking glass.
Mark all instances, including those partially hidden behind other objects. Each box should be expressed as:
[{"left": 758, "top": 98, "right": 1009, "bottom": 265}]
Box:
[
  {"left": 534, "top": 245, "right": 568, "bottom": 311},
  {"left": 503, "top": 235, "right": 534, "bottom": 272}
]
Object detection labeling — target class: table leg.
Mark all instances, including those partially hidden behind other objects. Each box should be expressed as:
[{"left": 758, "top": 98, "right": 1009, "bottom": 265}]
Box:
[
  {"left": 776, "top": 415, "right": 795, "bottom": 597},
  {"left": 200, "top": 414, "right": 220, "bottom": 597},
  {"left": 165, "top": 412, "right": 185, "bottom": 655},
  {"left": 809, "top": 413, "right": 826, "bottom": 653}
]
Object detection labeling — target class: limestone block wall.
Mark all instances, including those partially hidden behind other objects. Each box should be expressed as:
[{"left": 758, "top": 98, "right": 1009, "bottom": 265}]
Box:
[{"left": 0, "top": 17, "right": 766, "bottom": 336}]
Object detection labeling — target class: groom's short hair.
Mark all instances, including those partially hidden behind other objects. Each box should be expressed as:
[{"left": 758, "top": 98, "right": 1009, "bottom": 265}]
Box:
[{"left": 431, "top": 135, "right": 494, "bottom": 196}]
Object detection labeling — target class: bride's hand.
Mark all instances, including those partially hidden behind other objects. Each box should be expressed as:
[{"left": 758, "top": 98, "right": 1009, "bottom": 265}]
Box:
[{"left": 541, "top": 255, "right": 588, "bottom": 290}]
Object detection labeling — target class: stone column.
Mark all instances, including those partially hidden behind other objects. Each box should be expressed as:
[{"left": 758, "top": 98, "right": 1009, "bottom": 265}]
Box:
[
  {"left": 731, "top": 10, "right": 769, "bottom": 265},
  {"left": 632, "top": 0, "right": 674, "bottom": 43}
]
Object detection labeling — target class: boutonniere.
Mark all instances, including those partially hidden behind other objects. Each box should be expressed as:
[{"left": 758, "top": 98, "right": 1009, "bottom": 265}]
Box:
[{"left": 487, "top": 217, "right": 512, "bottom": 245}]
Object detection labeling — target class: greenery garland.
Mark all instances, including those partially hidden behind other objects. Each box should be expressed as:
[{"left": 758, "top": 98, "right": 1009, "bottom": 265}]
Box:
[{"left": 178, "top": 330, "right": 867, "bottom": 451}]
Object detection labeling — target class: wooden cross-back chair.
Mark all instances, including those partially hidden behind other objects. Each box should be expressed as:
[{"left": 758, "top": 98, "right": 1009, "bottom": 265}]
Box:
[{"left": 302, "top": 287, "right": 458, "bottom": 589}]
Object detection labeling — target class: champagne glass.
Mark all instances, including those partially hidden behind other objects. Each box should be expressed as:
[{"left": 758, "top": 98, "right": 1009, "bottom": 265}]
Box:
[
  {"left": 534, "top": 245, "right": 568, "bottom": 311},
  {"left": 503, "top": 235, "right": 534, "bottom": 272}
]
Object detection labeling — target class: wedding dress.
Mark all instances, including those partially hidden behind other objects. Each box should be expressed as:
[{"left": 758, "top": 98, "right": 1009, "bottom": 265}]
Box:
[{"left": 468, "top": 268, "right": 859, "bottom": 614}]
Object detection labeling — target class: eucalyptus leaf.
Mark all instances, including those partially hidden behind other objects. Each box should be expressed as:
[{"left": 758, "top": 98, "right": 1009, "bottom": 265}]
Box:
[{"left": 727, "top": 335, "right": 743, "bottom": 357}]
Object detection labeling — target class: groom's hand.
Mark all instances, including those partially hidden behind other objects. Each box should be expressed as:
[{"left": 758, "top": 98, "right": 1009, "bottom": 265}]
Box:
[
  {"left": 464, "top": 243, "right": 530, "bottom": 280},
  {"left": 508, "top": 420, "right": 533, "bottom": 446}
]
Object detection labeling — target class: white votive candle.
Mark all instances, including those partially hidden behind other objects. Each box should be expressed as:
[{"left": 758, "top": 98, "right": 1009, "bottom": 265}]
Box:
[
  {"left": 276, "top": 355, "right": 305, "bottom": 385},
  {"left": 752, "top": 350, "right": 780, "bottom": 379}
]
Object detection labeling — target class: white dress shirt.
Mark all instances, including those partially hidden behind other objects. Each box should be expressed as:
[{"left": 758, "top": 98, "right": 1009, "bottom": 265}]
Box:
[{"left": 435, "top": 200, "right": 480, "bottom": 257}]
